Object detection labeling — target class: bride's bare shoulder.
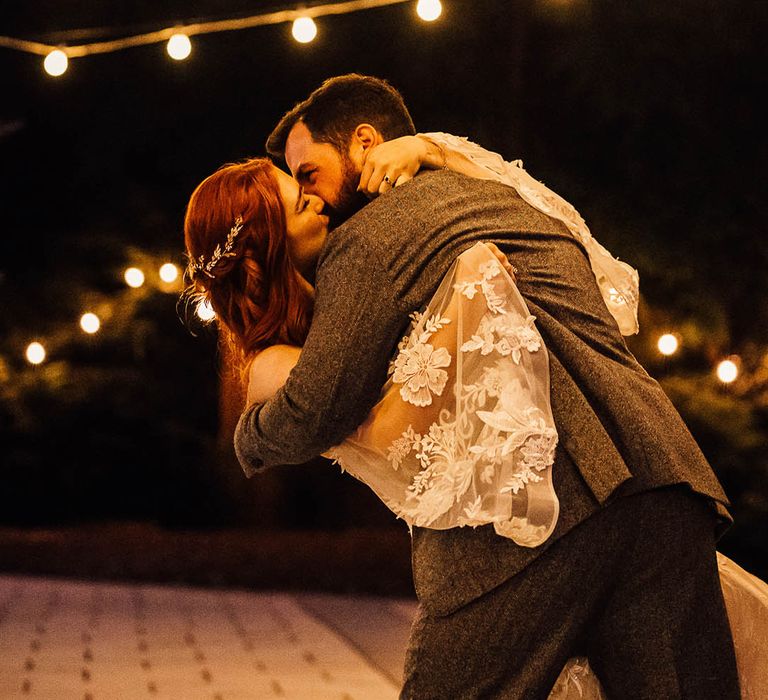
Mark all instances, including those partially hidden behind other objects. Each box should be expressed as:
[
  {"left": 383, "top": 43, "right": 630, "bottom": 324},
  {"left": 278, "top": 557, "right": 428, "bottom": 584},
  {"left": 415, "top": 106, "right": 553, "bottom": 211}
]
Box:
[{"left": 247, "top": 344, "right": 302, "bottom": 404}]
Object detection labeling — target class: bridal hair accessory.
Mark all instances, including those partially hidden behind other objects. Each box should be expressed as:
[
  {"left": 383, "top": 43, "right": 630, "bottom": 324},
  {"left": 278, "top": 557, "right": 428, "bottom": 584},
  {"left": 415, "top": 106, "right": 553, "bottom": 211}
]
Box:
[{"left": 188, "top": 216, "right": 244, "bottom": 279}]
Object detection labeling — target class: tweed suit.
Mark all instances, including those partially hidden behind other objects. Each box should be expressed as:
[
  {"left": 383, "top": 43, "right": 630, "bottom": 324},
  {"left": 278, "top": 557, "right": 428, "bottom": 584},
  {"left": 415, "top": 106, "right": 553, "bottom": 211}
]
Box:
[{"left": 235, "top": 170, "right": 738, "bottom": 698}]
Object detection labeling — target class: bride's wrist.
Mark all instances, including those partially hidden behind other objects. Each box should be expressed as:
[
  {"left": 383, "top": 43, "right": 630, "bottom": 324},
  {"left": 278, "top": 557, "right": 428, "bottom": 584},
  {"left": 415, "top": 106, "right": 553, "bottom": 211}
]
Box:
[{"left": 415, "top": 134, "right": 447, "bottom": 171}]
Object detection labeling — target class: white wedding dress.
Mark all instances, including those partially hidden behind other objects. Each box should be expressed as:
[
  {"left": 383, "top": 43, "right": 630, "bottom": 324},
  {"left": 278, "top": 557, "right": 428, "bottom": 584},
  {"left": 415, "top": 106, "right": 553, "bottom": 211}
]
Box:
[{"left": 325, "top": 137, "right": 768, "bottom": 698}]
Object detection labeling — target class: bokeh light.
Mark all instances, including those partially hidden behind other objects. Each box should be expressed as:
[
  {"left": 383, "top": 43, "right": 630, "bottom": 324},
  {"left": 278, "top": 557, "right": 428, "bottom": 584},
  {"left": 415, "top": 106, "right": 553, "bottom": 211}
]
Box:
[
  {"left": 167, "top": 33, "right": 192, "bottom": 60},
  {"left": 124, "top": 267, "right": 145, "bottom": 288},
  {"left": 292, "top": 17, "right": 318, "bottom": 43},
  {"left": 26, "top": 341, "right": 46, "bottom": 365},
  {"left": 43, "top": 49, "right": 68, "bottom": 76},
  {"left": 416, "top": 0, "right": 443, "bottom": 21},
  {"left": 657, "top": 333, "right": 679, "bottom": 356},
  {"left": 196, "top": 299, "right": 216, "bottom": 321},
  {"left": 159, "top": 263, "right": 180, "bottom": 283},
  {"left": 716, "top": 358, "right": 739, "bottom": 384},
  {"left": 80, "top": 312, "right": 101, "bottom": 334}
]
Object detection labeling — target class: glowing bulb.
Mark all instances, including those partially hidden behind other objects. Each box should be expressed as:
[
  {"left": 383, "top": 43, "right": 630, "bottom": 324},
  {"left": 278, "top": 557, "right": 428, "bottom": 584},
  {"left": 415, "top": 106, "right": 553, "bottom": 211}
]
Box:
[
  {"left": 716, "top": 359, "right": 739, "bottom": 384},
  {"left": 167, "top": 33, "right": 192, "bottom": 60},
  {"left": 292, "top": 17, "right": 318, "bottom": 43},
  {"left": 159, "top": 263, "right": 179, "bottom": 283},
  {"left": 196, "top": 299, "right": 216, "bottom": 321},
  {"left": 44, "top": 49, "right": 68, "bottom": 77},
  {"left": 657, "top": 333, "right": 679, "bottom": 356},
  {"left": 26, "top": 342, "right": 46, "bottom": 365},
  {"left": 416, "top": 0, "right": 443, "bottom": 21},
  {"left": 80, "top": 312, "right": 101, "bottom": 334},
  {"left": 124, "top": 267, "right": 145, "bottom": 288}
]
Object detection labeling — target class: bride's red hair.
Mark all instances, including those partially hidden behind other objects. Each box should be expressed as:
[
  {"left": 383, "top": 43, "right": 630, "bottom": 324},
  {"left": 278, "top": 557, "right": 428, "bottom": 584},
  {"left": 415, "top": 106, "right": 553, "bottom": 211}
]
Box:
[{"left": 184, "top": 158, "right": 312, "bottom": 369}]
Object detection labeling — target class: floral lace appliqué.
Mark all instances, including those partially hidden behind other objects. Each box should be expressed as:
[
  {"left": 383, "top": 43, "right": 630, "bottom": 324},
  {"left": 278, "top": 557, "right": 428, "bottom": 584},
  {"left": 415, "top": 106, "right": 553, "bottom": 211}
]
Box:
[
  {"left": 381, "top": 248, "right": 557, "bottom": 538},
  {"left": 461, "top": 312, "right": 541, "bottom": 362},
  {"left": 391, "top": 313, "right": 452, "bottom": 407},
  {"left": 329, "top": 244, "right": 559, "bottom": 547},
  {"left": 453, "top": 258, "right": 506, "bottom": 313}
]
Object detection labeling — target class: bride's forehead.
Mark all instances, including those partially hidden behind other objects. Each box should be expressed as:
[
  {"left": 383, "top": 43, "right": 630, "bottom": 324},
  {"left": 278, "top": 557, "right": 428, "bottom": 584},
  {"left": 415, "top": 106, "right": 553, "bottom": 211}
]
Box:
[{"left": 273, "top": 166, "right": 299, "bottom": 194}]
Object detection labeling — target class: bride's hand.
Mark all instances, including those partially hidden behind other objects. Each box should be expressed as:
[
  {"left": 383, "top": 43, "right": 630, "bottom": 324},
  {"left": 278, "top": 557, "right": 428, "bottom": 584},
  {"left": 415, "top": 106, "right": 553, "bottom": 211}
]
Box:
[
  {"left": 486, "top": 243, "right": 517, "bottom": 281},
  {"left": 358, "top": 136, "right": 428, "bottom": 197}
]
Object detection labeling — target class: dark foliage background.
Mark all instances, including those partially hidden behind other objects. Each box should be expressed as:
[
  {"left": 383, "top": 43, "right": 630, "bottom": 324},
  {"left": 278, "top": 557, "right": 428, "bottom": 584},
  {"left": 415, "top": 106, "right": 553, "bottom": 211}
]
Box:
[{"left": 0, "top": 0, "right": 765, "bottom": 580}]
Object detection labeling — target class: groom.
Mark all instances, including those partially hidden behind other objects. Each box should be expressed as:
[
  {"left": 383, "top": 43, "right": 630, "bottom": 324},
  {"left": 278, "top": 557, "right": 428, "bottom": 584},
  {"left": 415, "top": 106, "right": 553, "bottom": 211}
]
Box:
[{"left": 235, "top": 74, "right": 739, "bottom": 698}]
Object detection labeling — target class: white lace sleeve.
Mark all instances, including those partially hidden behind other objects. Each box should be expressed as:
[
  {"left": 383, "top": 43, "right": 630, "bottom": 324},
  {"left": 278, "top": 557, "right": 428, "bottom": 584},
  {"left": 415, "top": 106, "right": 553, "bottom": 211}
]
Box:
[
  {"left": 422, "top": 132, "right": 640, "bottom": 336},
  {"left": 326, "top": 243, "right": 559, "bottom": 547}
]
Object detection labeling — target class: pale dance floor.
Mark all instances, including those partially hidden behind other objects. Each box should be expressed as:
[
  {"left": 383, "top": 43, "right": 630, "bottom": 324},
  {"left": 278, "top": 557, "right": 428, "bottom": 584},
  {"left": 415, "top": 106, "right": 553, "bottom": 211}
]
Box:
[{"left": 0, "top": 574, "right": 417, "bottom": 700}]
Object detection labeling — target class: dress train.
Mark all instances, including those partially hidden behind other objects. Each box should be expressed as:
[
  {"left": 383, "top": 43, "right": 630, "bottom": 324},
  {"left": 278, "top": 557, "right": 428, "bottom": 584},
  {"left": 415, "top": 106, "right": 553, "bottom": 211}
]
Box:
[{"left": 549, "top": 552, "right": 768, "bottom": 699}]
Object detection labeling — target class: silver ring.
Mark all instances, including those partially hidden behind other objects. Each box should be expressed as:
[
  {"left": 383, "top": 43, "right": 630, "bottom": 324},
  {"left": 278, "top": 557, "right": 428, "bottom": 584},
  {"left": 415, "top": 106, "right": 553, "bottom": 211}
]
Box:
[{"left": 383, "top": 175, "right": 392, "bottom": 185}]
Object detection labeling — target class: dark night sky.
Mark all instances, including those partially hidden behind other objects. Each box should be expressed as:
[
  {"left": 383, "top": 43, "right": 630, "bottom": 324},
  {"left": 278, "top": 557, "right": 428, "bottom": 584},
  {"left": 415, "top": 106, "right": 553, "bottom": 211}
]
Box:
[
  {"left": 1, "top": 1, "right": 764, "bottom": 318},
  {"left": 0, "top": 1, "right": 766, "bottom": 532}
]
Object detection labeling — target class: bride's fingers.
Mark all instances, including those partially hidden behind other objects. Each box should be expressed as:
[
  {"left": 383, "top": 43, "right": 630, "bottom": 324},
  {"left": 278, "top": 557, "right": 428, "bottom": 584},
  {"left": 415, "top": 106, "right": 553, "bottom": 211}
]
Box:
[
  {"left": 358, "top": 157, "right": 375, "bottom": 193},
  {"left": 359, "top": 142, "right": 419, "bottom": 194},
  {"left": 369, "top": 165, "right": 389, "bottom": 194},
  {"left": 369, "top": 169, "right": 411, "bottom": 196},
  {"left": 393, "top": 173, "right": 412, "bottom": 188},
  {"left": 359, "top": 153, "right": 391, "bottom": 195},
  {"left": 360, "top": 161, "right": 392, "bottom": 196},
  {"left": 377, "top": 174, "right": 395, "bottom": 196},
  {"left": 487, "top": 243, "right": 516, "bottom": 280},
  {"left": 375, "top": 165, "right": 413, "bottom": 195}
]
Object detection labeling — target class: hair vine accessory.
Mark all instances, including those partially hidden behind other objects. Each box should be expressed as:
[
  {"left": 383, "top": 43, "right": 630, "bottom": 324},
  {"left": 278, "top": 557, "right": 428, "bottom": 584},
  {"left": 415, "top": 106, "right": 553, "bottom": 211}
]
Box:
[{"left": 189, "top": 216, "right": 244, "bottom": 279}]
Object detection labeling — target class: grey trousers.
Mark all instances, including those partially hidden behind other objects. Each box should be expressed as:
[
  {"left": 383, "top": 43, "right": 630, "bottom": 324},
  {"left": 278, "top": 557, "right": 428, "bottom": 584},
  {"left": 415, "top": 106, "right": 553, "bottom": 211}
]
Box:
[{"left": 400, "top": 487, "right": 740, "bottom": 699}]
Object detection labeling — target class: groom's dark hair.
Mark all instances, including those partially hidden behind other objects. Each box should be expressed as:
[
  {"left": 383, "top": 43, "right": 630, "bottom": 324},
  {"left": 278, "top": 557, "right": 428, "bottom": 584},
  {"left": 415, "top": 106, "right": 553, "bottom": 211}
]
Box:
[{"left": 266, "top": 74, "right": 416, "bottom": 160}]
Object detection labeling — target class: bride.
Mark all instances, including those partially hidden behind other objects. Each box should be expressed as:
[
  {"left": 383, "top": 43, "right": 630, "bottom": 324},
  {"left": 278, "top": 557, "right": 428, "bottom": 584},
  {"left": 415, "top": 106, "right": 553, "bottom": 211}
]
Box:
[{"left": 183, "top": 134, "right": 767, "bottom": 699}]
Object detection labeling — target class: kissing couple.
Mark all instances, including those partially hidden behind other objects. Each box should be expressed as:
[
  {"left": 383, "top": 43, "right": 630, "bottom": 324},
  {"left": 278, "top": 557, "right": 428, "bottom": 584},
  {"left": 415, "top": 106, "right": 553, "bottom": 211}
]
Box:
[{"left": 184, "top": 74, "right": 767, "bottom": 699}]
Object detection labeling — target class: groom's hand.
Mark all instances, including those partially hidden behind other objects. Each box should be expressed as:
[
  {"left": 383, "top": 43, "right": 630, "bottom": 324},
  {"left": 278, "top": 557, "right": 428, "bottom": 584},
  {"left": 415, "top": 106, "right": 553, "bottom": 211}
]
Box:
[{"left": 358, "top": 135, "right": 427, "bottom": 197}]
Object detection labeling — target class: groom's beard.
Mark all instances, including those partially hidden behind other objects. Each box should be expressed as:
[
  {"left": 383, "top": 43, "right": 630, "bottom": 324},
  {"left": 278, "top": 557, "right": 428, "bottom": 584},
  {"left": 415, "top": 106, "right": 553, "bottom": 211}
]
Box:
[{"left": 326, "top": 155, "right": 368, "bottom": 230}]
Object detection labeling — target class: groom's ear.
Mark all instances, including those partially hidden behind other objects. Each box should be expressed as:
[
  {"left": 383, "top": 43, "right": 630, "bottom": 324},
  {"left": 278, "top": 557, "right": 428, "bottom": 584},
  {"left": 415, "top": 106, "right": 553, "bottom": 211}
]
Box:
[{"left": 350, "top": 124, "right": 384, "bottom": 155}]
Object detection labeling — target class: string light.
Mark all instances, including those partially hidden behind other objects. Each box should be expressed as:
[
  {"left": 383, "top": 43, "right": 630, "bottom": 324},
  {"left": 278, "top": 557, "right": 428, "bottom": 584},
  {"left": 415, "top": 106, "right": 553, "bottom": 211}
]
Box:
[
  {"left": 80, "top": 312, "right": 101, "bottom": 334},
  {"left": 416, "top": 0, "right": 442, "bottom": 21},
  {"left": 196, "top": 299, "right": 216, "bottom": 321},
  {"left": 716, "top": 358, "right": 739, "bottom": 384},
  {"left": 43, "top": 49, "right": 68, "bottom": 76},
  {"left": 159, "top": 263, "right": 180, "bottom": 283},
  {"left": 166, "top": 33, "right": 192, "bottom": 60},
  {"left": 26, "top": 342, "right": 46, "bottom": 365},
  {"left": 0, "top": 1, "right": 419, "bottom": 73},
  {"left": 657, "top": 333, "right": 679, "bottom": 356},
  {"left": 124, "top": 267, "right": 145, "bottom": 288}
]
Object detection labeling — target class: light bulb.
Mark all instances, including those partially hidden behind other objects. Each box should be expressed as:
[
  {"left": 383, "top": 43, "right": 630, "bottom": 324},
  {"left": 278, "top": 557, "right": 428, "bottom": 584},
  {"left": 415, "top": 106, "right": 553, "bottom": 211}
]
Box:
[
  {"left": 292, "top": 17, "right": 318, "bottom": 43},
  {"left": 80, "top": 312, "right": 101, "bottom": 334},
  {"left": 167, "top": 33, "right": 192, "bottom": 60},
  {"left": 716, "top": 359, "right": 738, "bottom": 384},
  {"left": 657, "top": 333, "right": 679, "bottom": 356},
  {"left": 159, "top": 263, "right": 179, "bottom": 283},
  {"left": 26, "top": 341, "right": 46, "bottom": 365},
  {"left": 124, "top": 267, "right": 145, "bottom": 288},
  {"left": 196, "top": 299, "right": 216, "bottom": 321},
  {"left": 44, "top": 50, "right": 69, "bottom": 77},
  {"left": 416, "top": 0, "right": 443, "bottom": 22}
]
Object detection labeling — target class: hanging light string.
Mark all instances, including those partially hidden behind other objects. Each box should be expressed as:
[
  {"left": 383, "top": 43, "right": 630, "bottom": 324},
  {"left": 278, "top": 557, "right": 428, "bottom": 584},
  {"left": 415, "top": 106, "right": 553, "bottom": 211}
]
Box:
[{"left": 0, "top": 0, "right": 417, "bottom": 58}]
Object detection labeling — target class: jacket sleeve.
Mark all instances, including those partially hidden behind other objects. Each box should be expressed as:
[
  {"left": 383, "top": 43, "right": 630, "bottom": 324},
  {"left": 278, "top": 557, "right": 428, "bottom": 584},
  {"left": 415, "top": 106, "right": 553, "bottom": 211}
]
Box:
[{"left": 234, "top": 230, "right": 409, "bottom": 475}]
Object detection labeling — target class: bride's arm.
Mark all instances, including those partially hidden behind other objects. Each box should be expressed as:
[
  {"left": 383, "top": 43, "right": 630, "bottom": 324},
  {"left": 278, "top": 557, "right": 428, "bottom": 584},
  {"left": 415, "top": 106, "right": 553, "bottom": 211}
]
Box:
[
  {"left": 359, "top": 135, "right": 498, "bottom": 195},
  {"left": 360, "top": 132, "right": 640, "bottom": 337},
  {"left": 246, "top": 344, "right": 302, "bottom": 405}
]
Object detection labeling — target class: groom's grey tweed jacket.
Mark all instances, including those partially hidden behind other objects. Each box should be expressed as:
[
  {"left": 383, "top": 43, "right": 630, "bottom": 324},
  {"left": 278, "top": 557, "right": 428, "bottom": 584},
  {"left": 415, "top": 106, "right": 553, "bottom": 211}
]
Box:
[{"left": 235, "top": 170, "right": 730, "bottom": 616}]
